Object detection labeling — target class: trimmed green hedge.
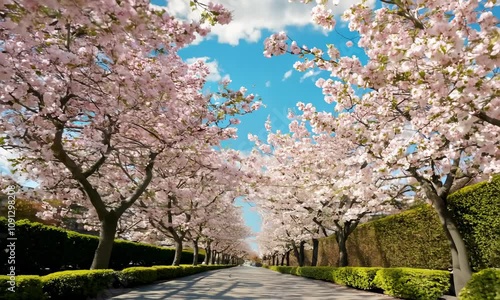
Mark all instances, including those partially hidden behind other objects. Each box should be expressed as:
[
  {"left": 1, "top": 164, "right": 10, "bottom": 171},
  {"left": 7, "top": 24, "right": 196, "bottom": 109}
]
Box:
[
  {"left": 42, "top": 270, "right": 116, "bottom": 300},
  {"left": 119, "top": 267, "right": 158, "bottom": 287},
  {"left": 332, "top": 267, "right": 381, "bottom": 290},
  {"left": 0, "top": 218, "right": 205, "bottom": 274},
  {"left": 373, "top": 268, "right": 450, "bottom": 300},
  {"left": 298, "top": 266, "right": 335, "bottom": 282},
  {"left": 153, "top": 265, "right": 184, "bottom": 280},
  {"left": 0, "top": 275, "right": 43, "bottom": 300},
  {"left": 266, "top": 266, "right": 450, "bottom": 300},
  {"left": 459, "top": 268, "right": 500, "bottom": 300},
  {"left": 315, "top": 205, "right": 451, "bottom": 269},
  {"left": 448, "top": 175, "right": 500, "bottom": 270},
  {"left": 0, "top": 265, "right": 234, "bottom": 299}
]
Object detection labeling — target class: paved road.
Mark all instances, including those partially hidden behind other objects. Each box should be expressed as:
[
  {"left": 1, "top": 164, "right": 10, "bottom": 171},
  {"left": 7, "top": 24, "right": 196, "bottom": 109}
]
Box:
[{"left": 109, "top": 266, "right": 397, "bottom": 299}]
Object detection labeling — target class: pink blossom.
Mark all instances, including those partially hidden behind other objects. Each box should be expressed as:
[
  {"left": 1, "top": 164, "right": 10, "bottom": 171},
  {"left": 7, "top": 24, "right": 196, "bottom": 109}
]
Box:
[{"left": 311, "top": 5, "right": 336, "bottom": 30}]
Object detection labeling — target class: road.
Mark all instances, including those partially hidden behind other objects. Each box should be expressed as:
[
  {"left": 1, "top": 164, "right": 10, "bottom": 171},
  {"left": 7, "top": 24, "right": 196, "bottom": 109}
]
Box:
[{"left": 109, "top": 266, "right": 397, "bottom": 299}]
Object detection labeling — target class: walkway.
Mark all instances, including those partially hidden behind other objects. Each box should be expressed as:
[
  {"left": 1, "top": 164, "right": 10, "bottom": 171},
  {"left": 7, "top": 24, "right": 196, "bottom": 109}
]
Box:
[{"left": 109, "top": 266, "right": 397, "bottom": 299}]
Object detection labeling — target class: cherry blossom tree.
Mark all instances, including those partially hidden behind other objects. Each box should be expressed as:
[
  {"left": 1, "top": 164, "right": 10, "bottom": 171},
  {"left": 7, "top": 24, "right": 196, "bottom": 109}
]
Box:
[
  {"left": 248, "top": 118, "right": 405, "bottom": 266},
  {"left": 208, "top": 210, "right": 252, "bottom": 264},
  {"left": 257, "top": 209, "right": 305, "bottom": 266},
  {"left": 138, "top": 147, "right": 245, "bottom": 265},
  {"left": 0, "top": 0, "right": 258, "bottom": 269},
  {"left": 105, "top": 162, "right": 251, "bottom": 266},
  {"left": 264, "top": 0, "right": 499, "bottom": 293}
]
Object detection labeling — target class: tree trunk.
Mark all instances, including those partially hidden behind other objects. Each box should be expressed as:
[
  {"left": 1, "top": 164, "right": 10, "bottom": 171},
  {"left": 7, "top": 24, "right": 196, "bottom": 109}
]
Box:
[
  {"left": 336, "top": 231, "right": 348, "bottom": 267},
  {"left": 172, "top": 239, "right": 183, "bottom": 266},
  {"left": 192, "top": 239, "right": 199, "bottom": 266},
  {"left": 286, "top": 250, "right": 290, "bottom": 266},
  {"left": 334, "top": 220, "right": 360, "bottom": 268},
  {"left": 272, "top": 254, "right": 276, "bottom": 266},
  {"left": 91, "top": 213, "right": 118, "bottom": 269},
  {"left": 311, "top": 238, "right": 319, "bottom": 266},
  {"left": 299, "top": 241, "right": 306, "bottom": 267},
  {"left": 291, "top": 241, "right": 302, "bottom": 266},
  {"left": 211, "top": 250, "right": 217, "bottom": 265},
  {"left": 203, "top": 243, "right": 211, "bottom": 265},
  {"left": 412, "top": 169, "right": 473, "bottom": 295},
  {"left": 431, "top": 192, "right": 473, "bottom": 295}
]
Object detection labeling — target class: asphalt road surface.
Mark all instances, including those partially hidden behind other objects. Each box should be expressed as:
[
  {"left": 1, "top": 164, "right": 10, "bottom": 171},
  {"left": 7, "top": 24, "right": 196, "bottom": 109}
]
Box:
[{"left": 110, "top": 266, "right": 398, "bottom": 299}]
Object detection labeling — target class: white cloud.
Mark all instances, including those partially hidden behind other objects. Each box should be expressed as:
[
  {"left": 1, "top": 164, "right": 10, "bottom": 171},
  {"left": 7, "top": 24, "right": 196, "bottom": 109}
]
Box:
[
  {"left": 300, "top": 70, "right": 321, "bottom": 82},
  {"left": 282, "top": 69, "right": 293, "bottom": 81},
  {"left": 265, "top": 80, "right": 271, "bottom": 88},
  {"left": 159, "top": 0, "right": 375, "bottom": 46},
  {"left": 221, "top": 74, "right": 231, "bottom": 83},
  {"left": 186, "top": 56, "right": 223, "bottom": 82}
]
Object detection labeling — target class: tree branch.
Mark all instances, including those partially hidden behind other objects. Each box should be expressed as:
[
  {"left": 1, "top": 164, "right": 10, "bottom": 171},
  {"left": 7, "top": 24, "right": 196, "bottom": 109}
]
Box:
[
  {"left": 51, "top": 126, "right": 108, "bottom": 218},
  {"left": 115, "top": 151, "right": 159, "bottom": 216}
]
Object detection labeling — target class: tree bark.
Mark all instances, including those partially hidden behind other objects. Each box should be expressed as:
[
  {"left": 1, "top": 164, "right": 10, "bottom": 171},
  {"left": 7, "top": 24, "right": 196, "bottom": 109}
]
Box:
[
  {"left": 311, "top": 238, "right": 319, "bottom": 266},
  {"left": 299, "top": 241, "right": 306, "bottom": 267},
  {"left": 212, "top": 250, "right": 217, "bottom": 265},
  {"left": 203, "top": 243, "right": 211, "bottom": 265},
  {"left": 91, "top": 212, "right": 118, "bottom": 269},
  {"left": 291, "top": 241, "right": 302, "bottom": 266},
  {"left": 336, "top": 231, "right": 348, "bottom": 267},
  {"left": 409, "top": 164, "right": 473, "bottom": 295},
  {"left": 334, "top": 220, "right": 360, "bottom": 268},
  {"left": 280, "top": 253, "right": 285, "bottom": 266},
  {"left": 172, "top": 238, "right": 183, "bottom": 266},
  {"left": 286, "top": 250, "right": 290, "bottom": 266},
  {"left": 427, "top": 189, "right": 473, "bottom": 295},
  {"left": 192, "top": 239, "right": 199, "bottom": 266}
]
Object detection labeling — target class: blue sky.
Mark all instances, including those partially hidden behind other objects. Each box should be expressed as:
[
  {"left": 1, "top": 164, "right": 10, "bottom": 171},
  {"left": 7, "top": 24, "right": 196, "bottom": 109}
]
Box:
[{"left": 151, "top": 0, "right": 373, "bottom": 251}]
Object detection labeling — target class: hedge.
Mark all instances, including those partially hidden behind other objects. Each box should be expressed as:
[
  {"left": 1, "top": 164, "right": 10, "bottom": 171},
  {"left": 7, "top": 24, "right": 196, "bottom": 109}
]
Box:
[
  {"left": 292, "top": 175, "right": 500, "bottom": 271},
  {"left": 312, "top": 205, "right": 451, "bottom": 269},
  {"left": 41, "top": 270, "right": 116, "bottom": 300},
  {"left": 0, "top": 265, "right": 234, "bottom": 299},
  {"left": 297, "top": 266, "right": 335, "bottom": 282},
  {"left": 152, "top": 265, "right": 184, "bottom": 280},
  {"left": 119, "top": 267, "right": 158, "bottom": 287},
  {"left": 373, "top": 268, "right": 450, "bottom": 300},
  {"left": 448, "top": 175, "right": 500, "bottom": 270},
  {"left": 0, "top": 218, "right": 205, "bottom": 274},
  {"left": 265, "top": 266, "right": 450, "bottom": 300},
  {"left": 332, "top": 267, "right": 381, "bottom": 290},
  {"left": 459, "top": 268, "right": 500, "bottom": 300},
  {"left": 0, "top": 275, "right": 43, "bottom": 300}
]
